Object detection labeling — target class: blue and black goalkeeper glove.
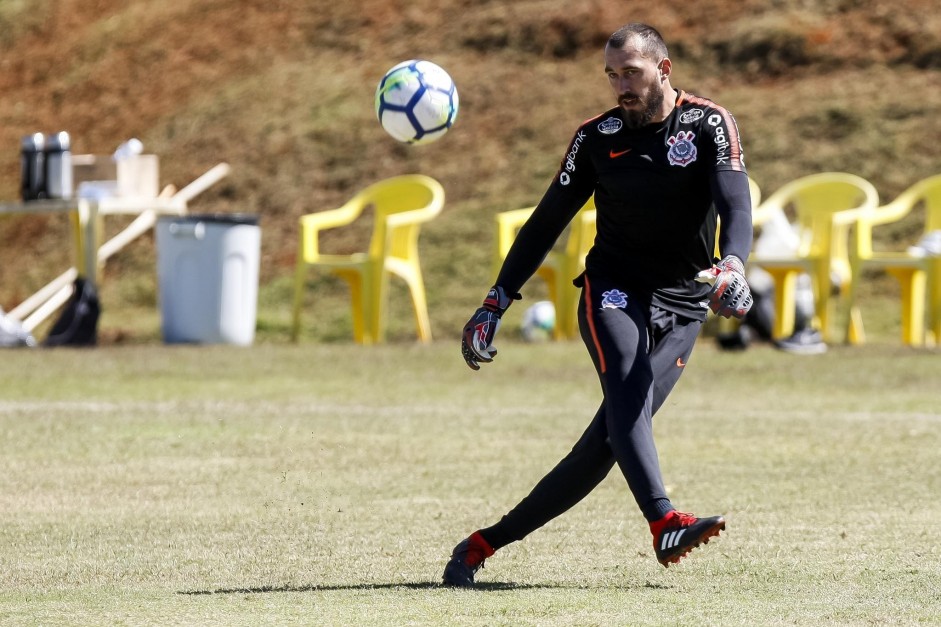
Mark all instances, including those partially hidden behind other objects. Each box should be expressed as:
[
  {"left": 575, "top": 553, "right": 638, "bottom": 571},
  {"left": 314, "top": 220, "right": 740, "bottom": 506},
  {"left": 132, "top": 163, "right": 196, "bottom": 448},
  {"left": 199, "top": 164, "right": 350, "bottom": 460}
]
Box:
[{"left": 461, "top": 286, "right": 521, "bottom": 371}]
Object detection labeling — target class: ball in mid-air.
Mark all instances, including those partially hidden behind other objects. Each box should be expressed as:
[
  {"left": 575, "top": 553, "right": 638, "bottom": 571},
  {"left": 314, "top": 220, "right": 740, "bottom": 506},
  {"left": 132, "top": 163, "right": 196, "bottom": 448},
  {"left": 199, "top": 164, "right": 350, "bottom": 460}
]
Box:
[{"left": 375, "top": 60, "right": 459, "bottom": 145}]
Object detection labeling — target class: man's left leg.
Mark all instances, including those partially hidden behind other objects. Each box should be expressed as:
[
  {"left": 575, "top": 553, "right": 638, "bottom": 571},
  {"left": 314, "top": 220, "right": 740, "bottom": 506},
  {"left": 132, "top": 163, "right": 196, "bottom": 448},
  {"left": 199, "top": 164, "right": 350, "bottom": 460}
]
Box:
[{"left": 645, "top": 307, "right": 726, "bottom": 567}]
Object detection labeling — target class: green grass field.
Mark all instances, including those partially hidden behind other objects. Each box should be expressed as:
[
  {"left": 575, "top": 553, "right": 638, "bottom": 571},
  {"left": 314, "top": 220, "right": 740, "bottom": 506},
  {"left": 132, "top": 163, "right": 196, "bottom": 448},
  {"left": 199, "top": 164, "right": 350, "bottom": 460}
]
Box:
[{"left": 1, "top": 338, "right": 939, "bottom": 626}]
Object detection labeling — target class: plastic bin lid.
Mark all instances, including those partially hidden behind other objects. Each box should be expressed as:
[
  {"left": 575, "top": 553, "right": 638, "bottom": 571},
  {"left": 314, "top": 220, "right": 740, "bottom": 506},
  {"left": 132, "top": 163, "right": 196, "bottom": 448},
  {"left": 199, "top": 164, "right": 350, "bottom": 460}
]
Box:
[{"left": 161, "top": 213, "right": 259, "bottom": 225}]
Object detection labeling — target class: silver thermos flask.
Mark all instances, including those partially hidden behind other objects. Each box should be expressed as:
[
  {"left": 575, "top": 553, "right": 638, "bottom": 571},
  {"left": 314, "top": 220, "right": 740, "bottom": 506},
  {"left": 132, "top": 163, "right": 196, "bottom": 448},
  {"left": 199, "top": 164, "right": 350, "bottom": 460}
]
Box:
[{"left": 44, "top": 131, "right": 73, "bottom": 199}]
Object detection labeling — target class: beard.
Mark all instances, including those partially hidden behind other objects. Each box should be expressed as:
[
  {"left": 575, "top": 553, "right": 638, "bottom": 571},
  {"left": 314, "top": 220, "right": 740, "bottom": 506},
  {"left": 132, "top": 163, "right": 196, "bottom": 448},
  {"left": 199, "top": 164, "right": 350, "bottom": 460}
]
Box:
[{"left": 619, "top": 84, "right": 664, "bottom": 129}]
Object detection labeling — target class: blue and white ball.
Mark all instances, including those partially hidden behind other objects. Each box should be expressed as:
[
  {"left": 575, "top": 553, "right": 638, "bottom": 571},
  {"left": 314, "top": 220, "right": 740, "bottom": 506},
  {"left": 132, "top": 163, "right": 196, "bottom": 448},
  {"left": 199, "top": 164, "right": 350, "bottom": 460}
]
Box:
[
  {"left": 375, "top": 60, "right": 459, "bottom": 145},
  {"left": 521, "top": 301, "right": 556, "bottom": 342}
]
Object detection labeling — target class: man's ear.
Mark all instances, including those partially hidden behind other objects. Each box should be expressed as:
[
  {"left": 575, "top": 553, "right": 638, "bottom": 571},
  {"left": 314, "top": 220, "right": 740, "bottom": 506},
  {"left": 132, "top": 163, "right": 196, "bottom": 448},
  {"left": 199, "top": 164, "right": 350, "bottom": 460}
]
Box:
[{"left": 659, "top": 58, "right": 672, "bottom": 81}]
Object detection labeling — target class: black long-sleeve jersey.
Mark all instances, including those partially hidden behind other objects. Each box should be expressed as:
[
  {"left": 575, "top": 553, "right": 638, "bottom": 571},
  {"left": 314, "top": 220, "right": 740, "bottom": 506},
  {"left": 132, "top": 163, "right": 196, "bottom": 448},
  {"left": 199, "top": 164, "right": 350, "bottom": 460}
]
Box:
[{"left": 496, "top": 89, "right": 753, "bottom": 321}]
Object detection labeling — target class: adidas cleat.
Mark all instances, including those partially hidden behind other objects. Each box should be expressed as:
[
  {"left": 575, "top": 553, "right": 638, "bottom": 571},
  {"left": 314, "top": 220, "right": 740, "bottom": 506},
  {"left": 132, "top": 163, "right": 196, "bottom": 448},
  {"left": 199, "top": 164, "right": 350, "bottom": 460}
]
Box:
[
  {"left": 442, "top": 531, "right": 494, "bottom": 587},
  {"left": 650, "top": 510, "right": 725, "bottom": 567}
]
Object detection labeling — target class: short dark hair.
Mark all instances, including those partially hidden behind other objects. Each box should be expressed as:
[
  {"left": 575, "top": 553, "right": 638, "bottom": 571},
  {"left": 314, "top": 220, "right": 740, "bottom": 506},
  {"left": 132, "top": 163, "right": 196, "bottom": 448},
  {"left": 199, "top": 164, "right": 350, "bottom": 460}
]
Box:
[{"left": 607, "top": 23, "right": 669, "bottom": 61}]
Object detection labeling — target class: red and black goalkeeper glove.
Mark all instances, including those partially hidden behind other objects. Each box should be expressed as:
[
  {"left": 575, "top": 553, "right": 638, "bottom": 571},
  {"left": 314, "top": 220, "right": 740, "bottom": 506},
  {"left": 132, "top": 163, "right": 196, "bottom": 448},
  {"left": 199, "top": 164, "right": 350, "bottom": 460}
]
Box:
[
  {"left": 461, "top": 286, "right": 521, "bottom": 371},
  {"left": 699, "top": 255, "right": 753, "bottom": 319}
]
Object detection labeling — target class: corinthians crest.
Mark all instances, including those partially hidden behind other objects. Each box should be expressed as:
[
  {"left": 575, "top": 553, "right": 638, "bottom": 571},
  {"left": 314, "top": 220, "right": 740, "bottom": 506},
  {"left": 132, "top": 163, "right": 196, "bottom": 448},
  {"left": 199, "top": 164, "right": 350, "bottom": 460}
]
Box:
[
  {"left": 600, "top": 289, "right": 628, "bottom": 310},
  {"left": 667, "top": 131, "right": 697, "bottom": 167}
]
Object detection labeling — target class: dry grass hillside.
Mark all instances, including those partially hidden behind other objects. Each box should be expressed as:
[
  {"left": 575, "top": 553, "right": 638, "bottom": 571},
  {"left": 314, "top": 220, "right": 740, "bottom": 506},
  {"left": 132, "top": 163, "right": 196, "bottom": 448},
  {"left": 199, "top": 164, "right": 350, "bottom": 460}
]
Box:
[{"left": 1, "top": 0, "right": 939, "bottom": 341}]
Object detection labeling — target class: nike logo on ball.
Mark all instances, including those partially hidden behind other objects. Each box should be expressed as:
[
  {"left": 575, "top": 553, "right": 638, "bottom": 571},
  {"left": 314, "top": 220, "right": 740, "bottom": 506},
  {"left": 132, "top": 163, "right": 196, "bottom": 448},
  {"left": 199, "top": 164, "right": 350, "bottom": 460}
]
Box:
[{"left": 609, "top": 148, "right": 631, "bottom": 158}]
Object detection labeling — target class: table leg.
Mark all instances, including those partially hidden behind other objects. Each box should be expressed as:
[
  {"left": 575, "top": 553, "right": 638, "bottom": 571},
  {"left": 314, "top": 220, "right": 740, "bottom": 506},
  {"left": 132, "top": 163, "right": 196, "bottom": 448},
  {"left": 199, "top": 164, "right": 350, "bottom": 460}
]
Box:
[{"left": 76, "top": 198, "right": 99, "bottom": 289}]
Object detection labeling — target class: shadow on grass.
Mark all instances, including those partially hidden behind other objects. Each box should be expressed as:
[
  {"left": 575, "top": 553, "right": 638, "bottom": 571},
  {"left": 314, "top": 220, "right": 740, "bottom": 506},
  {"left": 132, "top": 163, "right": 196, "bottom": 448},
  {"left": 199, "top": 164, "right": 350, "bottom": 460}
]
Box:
[{"left": 178, "top": 581, "right": 615, "bottom": 595}]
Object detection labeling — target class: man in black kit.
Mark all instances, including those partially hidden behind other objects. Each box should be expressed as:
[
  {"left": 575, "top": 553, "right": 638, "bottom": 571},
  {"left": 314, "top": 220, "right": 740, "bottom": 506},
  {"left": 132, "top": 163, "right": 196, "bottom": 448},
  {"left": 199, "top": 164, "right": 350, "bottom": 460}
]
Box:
[{"left": 444, "top": 23, "right": 754, "bottom": 587}]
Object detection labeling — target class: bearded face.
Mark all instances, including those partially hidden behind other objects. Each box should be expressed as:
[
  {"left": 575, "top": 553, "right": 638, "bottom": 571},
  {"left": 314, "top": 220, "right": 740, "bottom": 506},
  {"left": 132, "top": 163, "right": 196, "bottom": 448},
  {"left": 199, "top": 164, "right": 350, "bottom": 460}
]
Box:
[
  {"left": 618, "top": 79, "right": 665, "bottom": 129},
  {"left": 604, "top": 38, "right": 672, "bottom": 129}
]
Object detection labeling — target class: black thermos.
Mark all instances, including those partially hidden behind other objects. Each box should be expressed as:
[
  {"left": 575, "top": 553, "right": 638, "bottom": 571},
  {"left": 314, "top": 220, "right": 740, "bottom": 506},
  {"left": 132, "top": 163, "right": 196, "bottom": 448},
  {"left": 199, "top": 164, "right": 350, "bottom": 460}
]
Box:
[{"left": 20, "top": 132, "right": 46, "bottom": 201}]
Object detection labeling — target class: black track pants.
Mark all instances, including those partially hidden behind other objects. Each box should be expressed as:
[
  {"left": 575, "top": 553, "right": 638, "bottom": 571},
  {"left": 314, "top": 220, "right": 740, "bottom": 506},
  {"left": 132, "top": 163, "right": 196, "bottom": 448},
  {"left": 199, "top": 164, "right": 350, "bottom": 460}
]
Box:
[{"left": 481, "top": 274, "right": 702, "bottom": 549}]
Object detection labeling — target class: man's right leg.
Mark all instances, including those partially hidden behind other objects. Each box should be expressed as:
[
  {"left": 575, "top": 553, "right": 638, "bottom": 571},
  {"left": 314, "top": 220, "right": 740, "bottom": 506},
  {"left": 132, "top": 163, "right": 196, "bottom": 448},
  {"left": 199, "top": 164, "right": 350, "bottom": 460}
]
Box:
[
  {"left": 478, "top": 403, "right": 616, "bottom": 548},
  {"left": 442, "top": 405, "right": 615, "bottom": 587}
]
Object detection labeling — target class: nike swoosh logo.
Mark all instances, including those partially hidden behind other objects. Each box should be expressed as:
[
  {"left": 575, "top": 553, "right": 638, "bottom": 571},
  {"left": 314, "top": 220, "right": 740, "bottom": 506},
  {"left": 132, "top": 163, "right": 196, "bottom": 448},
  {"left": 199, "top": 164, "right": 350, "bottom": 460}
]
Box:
[
  {"left": 609, "top": 148, "right": 631, "bottom": 158},
  {"left": 676, "top": 357, "right": 686, "bottom": 367}
]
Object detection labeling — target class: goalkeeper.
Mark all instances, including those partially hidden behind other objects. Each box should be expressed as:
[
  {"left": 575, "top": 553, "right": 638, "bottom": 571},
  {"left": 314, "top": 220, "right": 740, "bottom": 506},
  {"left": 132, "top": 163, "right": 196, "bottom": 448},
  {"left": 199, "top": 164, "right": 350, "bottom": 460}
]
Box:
[{"left": 444, "top": 22, "right": 754, "bottom": 587}]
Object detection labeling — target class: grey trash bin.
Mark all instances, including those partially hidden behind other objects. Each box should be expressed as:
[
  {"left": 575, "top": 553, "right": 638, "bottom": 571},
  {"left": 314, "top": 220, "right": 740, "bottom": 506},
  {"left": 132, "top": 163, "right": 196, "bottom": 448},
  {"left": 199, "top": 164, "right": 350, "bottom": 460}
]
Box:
[{"left": 156, "top": 213, "right": 261, "bottom": 345}]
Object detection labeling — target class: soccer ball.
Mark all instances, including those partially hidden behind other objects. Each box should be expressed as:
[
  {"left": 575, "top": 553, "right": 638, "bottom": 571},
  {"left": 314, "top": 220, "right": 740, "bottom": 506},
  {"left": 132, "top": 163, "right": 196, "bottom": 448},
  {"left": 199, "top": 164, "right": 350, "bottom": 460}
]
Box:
[
  {"left": 520, "top": 301, "right": 556, "bottom": 342},
  {"left": 375, "top": 59, "right": 459, "bottom": 145}
]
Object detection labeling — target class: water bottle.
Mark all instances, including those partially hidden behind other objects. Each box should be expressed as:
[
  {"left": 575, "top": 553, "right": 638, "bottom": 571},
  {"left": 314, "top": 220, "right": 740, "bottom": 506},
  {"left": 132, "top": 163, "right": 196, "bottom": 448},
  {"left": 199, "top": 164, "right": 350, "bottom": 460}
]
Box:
[
  {"left": 44, "top": 131, "right": 73, "bottom": 200},
  {"left": 20, "top": 132, "right": 45, "bottom": 201},
  {"left": 114, "top": 138, "right": 145, "bottom": 198},
  {"left": 113, "top": 138, "right": 143, "bottom": 161}
]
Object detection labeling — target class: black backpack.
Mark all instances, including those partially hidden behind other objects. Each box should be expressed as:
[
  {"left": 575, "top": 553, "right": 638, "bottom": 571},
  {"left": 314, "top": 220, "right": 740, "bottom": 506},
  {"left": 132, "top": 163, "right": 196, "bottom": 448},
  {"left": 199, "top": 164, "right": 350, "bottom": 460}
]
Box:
[{"left": 44, "top": 277, "right": 101, "bottom": 347}]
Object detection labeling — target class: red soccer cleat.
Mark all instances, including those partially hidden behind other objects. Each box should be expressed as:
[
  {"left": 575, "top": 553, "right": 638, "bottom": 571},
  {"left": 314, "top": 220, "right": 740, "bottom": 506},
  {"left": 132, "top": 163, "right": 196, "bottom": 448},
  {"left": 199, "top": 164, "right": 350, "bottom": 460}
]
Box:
[
  {"left": 650, "top": 510, "right": 725, "bottom": 567},
  {"left": 442, "top": 531, "right": 495, "bottom": 587}
]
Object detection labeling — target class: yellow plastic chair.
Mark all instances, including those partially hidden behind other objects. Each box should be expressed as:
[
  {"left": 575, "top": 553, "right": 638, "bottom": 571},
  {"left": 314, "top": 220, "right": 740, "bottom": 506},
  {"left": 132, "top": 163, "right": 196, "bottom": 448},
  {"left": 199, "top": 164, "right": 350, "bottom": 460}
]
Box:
[
  {"left": 749, "top": 173, "right": 879, "bottom": 342},
  {"left": 494, "top": 197, "right": 596, "bottom": 339},
  {"left": 748, "top": 176, "right": 762, "bottom": 211},
  {"left": 291, "top": 174, "right": 445, "bottom": 344},
  {"left": 845, "top": 174, "right": 941, "bottom": 346}
]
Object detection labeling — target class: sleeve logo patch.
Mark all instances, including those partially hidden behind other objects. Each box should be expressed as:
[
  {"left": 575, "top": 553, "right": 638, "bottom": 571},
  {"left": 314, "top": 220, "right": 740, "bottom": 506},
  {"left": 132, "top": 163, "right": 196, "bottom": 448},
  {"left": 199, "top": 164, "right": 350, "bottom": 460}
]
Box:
[
  {"left": 597, "top": 117, "right": 623, "bottom": 135},
  {"left": 679, "top": 108, "right": 704, "bottom": 124},
  {"left": 667, "top": 131, "right": 697, "bottom": 167}
]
